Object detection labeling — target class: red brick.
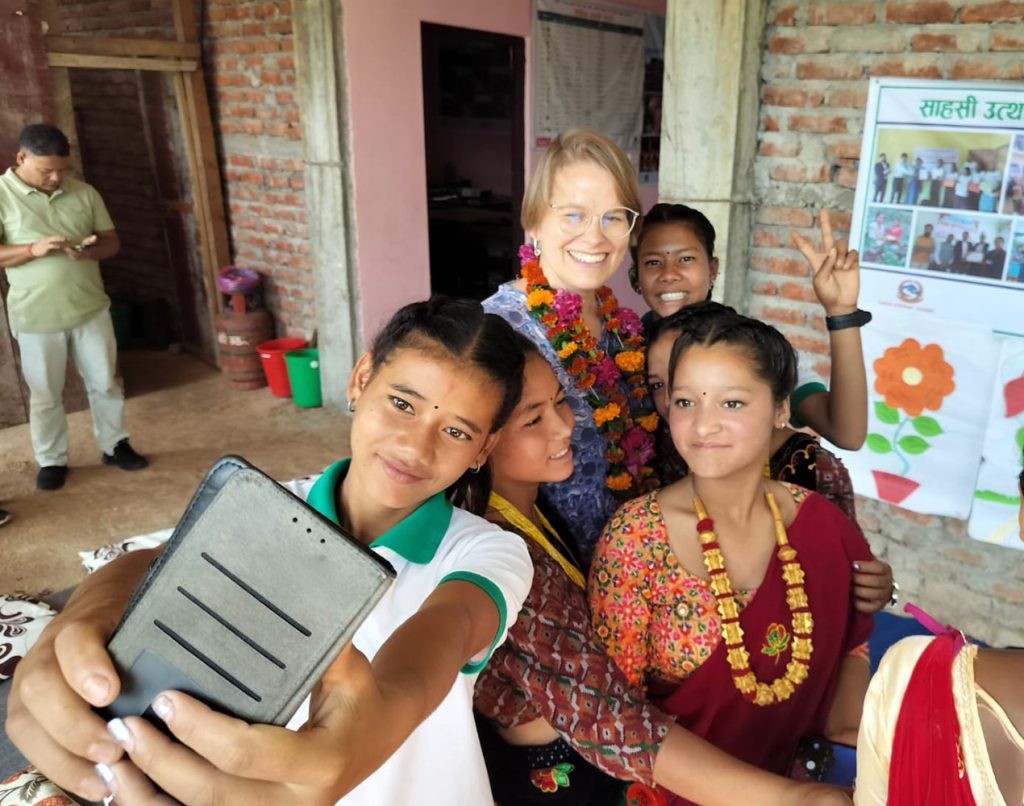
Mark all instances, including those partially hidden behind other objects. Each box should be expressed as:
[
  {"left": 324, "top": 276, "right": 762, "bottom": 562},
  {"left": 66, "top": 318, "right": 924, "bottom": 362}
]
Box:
[
  {"left": 790, "top": 114, "right": 848, "bottom": 134},
  {"left": 942, "top": 548, "right": 985, "bottom": 567},
  {"left": 780, "top": 281, "right": 818, "bottom": 303},
  {"left": 992, "top": 29, "right": 1024, "bottom": 49},
  {"left": 753, "top": 229, "right": 782, "bottom": 248},
  {"left": 759, "top": 138, "right": 801, "bottom": 157},
  {"left": 765, "top": 115, "right": 781, "bottom": 132},
  {"left": 796, "top": 60, "right": 865, "bottom": 81},
  {"left": 808, "top": 3, "right": 875, "bottom": 24},
  {"left": 756, "top": 206, "right": 815, "bottom": 228},
  {"left": 787, "top": 333, "right": 831, "bottom": 355},
  {"left": 830, "top": 88, "right": 868, "bottom": 108},
  {"left": 774, "top": 5, "right": 797, "bottom": 25},
  {"left": 751, "top": 255, "right": 810, "bottom": 277},
  {"left": 869, "top": 59, "right": 943, "bottom": 78},
  {"left": 769, "top": 35, "right": 809, "bottom": 54},
  {"left": 759, "top": 306, "right": 807, "bottom": 326},
  {"left": 838, "top": 161, "right": 859, "bottom": 189},
  {"left": 763, "top": 85, "right": 825, "bottom": 107},
  {"left": 813, "top": 359, "right": 832, "bottom": 378},
  {"left": 962, "top": 1, "right": 1024, "bottom": 22},
  {"left": 831, "top": 212, "right": 853, "bottom": 232},
  {"left": 752, "top": 280, "right": 778, "bottom": 296},
  {"left": 825, "top": 139, "right": 862, "bottom": 160},
  {"left": 911, "top": 32, "right": 958, "bottom": 51},
  {"left": 810, "top": 314, "right": 827, "bottom": 332},
  {"left": 885, "top": 2, "right": 956, "bottom": 23},
  {"left": 770, "top": 163, "right": 808, "bottom": 183},
  {"left": 951, "top": 59, "right": 1024, "bottom": 79},
  {"left": 993, "top": 583, "right": 1024, "bottom": 604}
]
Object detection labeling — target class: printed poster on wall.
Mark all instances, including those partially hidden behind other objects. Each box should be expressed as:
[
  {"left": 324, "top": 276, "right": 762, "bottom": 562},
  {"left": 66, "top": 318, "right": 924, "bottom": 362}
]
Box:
[
  {"left": 532, "top": 0, "right": 645, "bottom": 162},
  {"left": 841, "top": 77, "right": 1024, "bottom": 546}
]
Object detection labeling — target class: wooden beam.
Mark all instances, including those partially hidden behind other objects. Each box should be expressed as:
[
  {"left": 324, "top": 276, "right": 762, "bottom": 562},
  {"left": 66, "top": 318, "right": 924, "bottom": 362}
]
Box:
[
  {"left": 47, "top": 53, "right": 197, "bottom": 72},
  {"left": 45, "top": 35, "right": 200, "bottom": 59}
]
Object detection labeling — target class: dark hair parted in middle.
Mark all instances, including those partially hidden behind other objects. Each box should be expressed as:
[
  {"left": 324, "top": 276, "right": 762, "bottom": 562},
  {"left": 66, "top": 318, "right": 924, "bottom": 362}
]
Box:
[
  {"left": 629, "top": 202, "right": 717, "bottom": 293},
  {"left": 370, "top": 296, "right": 525, "bottom": 433},
  {"left": 666, "top": 302, "right": 798, "bottom": 405}
]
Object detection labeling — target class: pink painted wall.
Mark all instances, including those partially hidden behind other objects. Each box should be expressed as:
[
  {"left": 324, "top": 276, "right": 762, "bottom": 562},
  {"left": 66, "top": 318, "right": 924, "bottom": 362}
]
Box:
[{"left": 341, "top": 0, "right": 666, "bottom": 343}]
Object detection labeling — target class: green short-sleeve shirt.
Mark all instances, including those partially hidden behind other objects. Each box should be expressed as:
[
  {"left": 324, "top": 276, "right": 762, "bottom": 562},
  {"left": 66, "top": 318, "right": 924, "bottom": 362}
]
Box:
[{"left": 0, "top": 168, "right": 115, "bottom": 333}]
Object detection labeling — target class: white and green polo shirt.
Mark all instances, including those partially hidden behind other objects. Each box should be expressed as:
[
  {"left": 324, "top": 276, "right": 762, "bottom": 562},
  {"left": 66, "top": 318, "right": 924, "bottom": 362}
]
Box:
[
  {"left": 283, "top": 459, "right": 533, "bottom": 805},
  {"left": 790, "top": 362, "right": 828, "bottom": 429}
]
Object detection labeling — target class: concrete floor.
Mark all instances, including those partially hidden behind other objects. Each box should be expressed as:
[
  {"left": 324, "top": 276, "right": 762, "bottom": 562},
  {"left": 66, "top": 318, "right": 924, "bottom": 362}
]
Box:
[{"left": 0, "top": 351, "right": 351, "bottom": 595}]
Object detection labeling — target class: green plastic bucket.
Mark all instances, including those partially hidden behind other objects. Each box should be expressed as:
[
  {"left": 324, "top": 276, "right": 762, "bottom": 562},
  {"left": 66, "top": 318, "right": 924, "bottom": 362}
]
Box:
[{"left": 284, "top": 348, "right": 322, "bottom": 408}]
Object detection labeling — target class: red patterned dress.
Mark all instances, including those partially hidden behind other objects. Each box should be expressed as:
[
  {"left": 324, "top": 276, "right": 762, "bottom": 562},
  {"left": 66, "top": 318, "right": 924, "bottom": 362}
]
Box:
[
  {"left": 474, "top": 520, "right": 676, "bottom": 805},
  {"left": 589, "top": 485, "right": 874, "bottom": 805}
]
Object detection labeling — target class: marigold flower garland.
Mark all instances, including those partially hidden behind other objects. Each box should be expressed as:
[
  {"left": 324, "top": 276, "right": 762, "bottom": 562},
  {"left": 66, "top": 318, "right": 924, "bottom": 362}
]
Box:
[
  {"left": 519, "top": 244, "right": 659, "bottom": 497},
  {"left": 694, "top": 490, "right": 814, "bottom": 707}
]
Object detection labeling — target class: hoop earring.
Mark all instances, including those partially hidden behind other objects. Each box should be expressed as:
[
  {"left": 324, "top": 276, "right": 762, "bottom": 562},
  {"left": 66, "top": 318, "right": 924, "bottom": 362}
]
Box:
[
  {"left": 470, "top": 460, "right": 482, "bottom": 474},
  {"left": 532, "top": 238, "right": 542, "bottom": 257},
  {"left": 347, "top": 399, "right": 356, "bottom": 413}
]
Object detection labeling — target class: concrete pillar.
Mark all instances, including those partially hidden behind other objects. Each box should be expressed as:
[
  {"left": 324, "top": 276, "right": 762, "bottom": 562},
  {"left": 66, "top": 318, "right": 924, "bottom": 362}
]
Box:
[
  {"left": 292, "top": 0, "right": 360, "bottom": 409},
  {"left": 659, "top": 0, "right": 766, "bottom": 310}
]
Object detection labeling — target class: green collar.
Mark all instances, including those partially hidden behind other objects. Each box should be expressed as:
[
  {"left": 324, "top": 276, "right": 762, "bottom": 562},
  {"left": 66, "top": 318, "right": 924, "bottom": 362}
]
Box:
[
  {"left": 4, "top": 168, "right": 62, "bottom": 198},
  {"left": 306, "top": 458, "right": 453, "bottom": 564}
]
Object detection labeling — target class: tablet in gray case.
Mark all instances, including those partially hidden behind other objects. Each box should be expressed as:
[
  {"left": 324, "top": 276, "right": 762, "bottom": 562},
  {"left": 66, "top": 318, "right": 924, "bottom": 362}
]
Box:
[{"left": 102, "top": 455, "right": 395, "bottom": 727}]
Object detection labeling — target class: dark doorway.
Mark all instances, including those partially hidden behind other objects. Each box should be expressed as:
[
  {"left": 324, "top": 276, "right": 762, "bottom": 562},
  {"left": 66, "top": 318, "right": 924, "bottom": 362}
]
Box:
[{"left": 421, "top": 23, "right": 525, "bottom": 301}]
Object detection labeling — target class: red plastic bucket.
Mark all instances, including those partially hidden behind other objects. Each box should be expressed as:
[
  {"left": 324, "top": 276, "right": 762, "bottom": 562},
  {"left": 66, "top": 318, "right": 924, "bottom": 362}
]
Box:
[{"left": 257, "top": 337, "right": 308, "bottom": 397}]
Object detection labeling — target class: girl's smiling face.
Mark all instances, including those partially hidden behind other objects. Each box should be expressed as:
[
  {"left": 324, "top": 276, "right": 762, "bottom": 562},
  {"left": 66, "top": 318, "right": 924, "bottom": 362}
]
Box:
[
  {"left": 668, "top": 342, "right": 788, "bottom": 480},
  {"left": 638, "top": 222, "right": 719, "bottom": 318},
  {"left": 489, "top": 354, "right": 575, "bottom": 487},
  {"left": 347, "top": 345, "right": 503, "bottom": 511}
]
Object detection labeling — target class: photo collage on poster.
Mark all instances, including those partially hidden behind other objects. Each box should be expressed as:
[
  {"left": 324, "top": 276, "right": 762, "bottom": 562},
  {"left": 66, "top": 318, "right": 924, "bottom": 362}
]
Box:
[{"left": 861, "top": 130, "right": 1024, "bottom": 285}]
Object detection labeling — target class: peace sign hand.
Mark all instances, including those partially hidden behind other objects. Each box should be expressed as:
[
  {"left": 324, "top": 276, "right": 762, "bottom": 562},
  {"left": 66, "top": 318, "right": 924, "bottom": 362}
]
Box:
[{"left": 791, "top": 210, "right": 860, "bottom": 317}]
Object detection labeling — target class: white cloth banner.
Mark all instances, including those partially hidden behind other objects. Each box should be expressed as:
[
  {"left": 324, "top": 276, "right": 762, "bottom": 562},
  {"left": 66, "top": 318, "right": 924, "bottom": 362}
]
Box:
[
  {"left": 845, "top": 78, "right": 1024, "bottom": 536},
  {"left": 828, "top": 315, "right": 999, "bottom": 519},
  {"left": 532, "top": 0, "right": 645, "bottom": 161}
]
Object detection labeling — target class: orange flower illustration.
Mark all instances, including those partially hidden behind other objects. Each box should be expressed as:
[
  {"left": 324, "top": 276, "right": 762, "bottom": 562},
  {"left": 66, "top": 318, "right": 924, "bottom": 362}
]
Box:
[{"left": 873, "top": 338, "right": 955, "bottom": 417}]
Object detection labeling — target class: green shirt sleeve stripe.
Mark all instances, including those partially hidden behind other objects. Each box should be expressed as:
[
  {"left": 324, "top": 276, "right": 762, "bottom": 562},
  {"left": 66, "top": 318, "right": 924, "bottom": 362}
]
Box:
[
  {"left": 439, "top": 571, "right": 508, "bottom": 675},
  {"left": 789, "top": 381, "right": 827, "bottom": 428}
]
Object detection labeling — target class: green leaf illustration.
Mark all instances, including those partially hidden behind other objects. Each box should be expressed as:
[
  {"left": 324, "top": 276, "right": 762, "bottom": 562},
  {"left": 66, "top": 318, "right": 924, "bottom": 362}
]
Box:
[
  {"left": 874, "top": 401, "right": 900, "bottom": 424},
  {"left": 911, "top": 416, "right": 943, "bottom": 437},
  {"left": 1017, "top": 426, "right": 1024, "bottom": 453},
  {"left": 866, "top": 433, "right": 893, "bottom": 454},
  {"left": 899, "top": 435, "right": 931, "bottom": 455}
]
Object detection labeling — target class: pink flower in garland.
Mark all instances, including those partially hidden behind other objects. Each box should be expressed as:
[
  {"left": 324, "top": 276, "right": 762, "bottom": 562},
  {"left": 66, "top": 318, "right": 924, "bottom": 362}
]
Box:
[
  {"left": 552, "top": 288, "right": 583, "bottom": 325},
  {"left": 593, "top": 356, "right": 621, "bottom": 390},
  {"left": 518, "top": 243, "right": 538, "bottom": 262},
  {"left": 621, "top": 426, "right": 655, "bottom": 476},
  {"left": 616, "top": 308, "right": 643, "bottom": 338}
]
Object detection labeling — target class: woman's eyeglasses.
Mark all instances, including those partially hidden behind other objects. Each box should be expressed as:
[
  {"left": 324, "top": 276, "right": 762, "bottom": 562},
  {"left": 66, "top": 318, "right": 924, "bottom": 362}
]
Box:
[{"left": 549, "top": 204, "right": 639, "bottom": 240}]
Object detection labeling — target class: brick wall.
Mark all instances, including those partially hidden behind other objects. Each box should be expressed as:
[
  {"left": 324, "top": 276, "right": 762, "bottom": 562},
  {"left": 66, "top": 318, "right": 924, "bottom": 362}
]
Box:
[
  {"left": 752, "top": 0, "right": 1024, "bottom": 645},
  {"left": 203, "top": 0, "right": 313, "bottom": 337}
]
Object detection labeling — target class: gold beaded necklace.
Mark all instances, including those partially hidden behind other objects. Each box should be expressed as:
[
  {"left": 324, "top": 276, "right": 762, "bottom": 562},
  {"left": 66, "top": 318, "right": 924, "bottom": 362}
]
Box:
[
  {"left": 488, "top": 492, "right": 586, "bottom": 589},
  {"left": 693, "top": 488, "right": 814, "bottom": 706}
]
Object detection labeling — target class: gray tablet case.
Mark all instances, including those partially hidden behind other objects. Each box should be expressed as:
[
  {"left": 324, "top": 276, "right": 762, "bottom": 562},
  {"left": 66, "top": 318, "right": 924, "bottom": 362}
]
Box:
[{"left": 102, "top": 455, "right": 395, "bottom": 727}]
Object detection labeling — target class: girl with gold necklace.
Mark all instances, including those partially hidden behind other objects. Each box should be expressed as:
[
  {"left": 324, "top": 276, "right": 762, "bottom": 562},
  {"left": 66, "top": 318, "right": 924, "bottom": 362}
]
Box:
[
  {"left": 461, "top": 335, "right": 854, "bottom": 806},
  {"left": 590, "top": 309, "right": 875, "bottom": 806}
]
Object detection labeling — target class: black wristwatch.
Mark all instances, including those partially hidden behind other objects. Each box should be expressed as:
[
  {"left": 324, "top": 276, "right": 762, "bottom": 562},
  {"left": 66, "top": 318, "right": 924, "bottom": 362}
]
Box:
[{"left": 825, "top": 308, "right": 872, "bottom": 331}]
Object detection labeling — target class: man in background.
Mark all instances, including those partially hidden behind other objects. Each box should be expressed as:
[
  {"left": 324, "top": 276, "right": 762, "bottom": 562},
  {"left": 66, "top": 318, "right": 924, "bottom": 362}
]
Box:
[{"left": 0, "top": 124, "right": 147, "bottom": 491}]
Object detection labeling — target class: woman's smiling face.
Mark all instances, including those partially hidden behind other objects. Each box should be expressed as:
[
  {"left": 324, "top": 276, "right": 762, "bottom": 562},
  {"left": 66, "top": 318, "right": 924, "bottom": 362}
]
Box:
[{"left": 530, "top": 161, "right": 632, "bottom": 294}]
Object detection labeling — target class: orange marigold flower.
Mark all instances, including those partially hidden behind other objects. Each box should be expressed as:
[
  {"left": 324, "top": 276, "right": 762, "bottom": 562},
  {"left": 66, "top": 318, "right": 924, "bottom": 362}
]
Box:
[
  {"left": 578, "top": 373, "right": 597, "bottom": 389},
  {"left": 605, "top": 447, "right": 626, "bottom": 463},
  {"left": 638, "top": 413, "right": 659, "bottom": 432},
  {"left": 557, "top": 341, "right": 578, "bottom": 359},
  {"left": 615, "top": 351, "right": 645, "bottom": 374},
  {"left": 527, "top": 288, "right": 555, "bottom": 309},
  {"left": 569, "top": 357, "right": 588, "bottom": 376},
  {"left": 593, "top": 402, "right": 622, "bottom": 427},
  {"left": 873, "top": 338, "right": 956, "bottom": 417},
  {"left": 607, "top": 472, "right": 633, "bottom": 491},
  {"left": 541, "top": 313, "right": 558, "bottom": 327}
]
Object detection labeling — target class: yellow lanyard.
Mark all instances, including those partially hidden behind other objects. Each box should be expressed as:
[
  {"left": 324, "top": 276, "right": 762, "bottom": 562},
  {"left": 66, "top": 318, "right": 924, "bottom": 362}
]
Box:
[{"left": 488, "top": 492, "right": 586, "bottom": 589}]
